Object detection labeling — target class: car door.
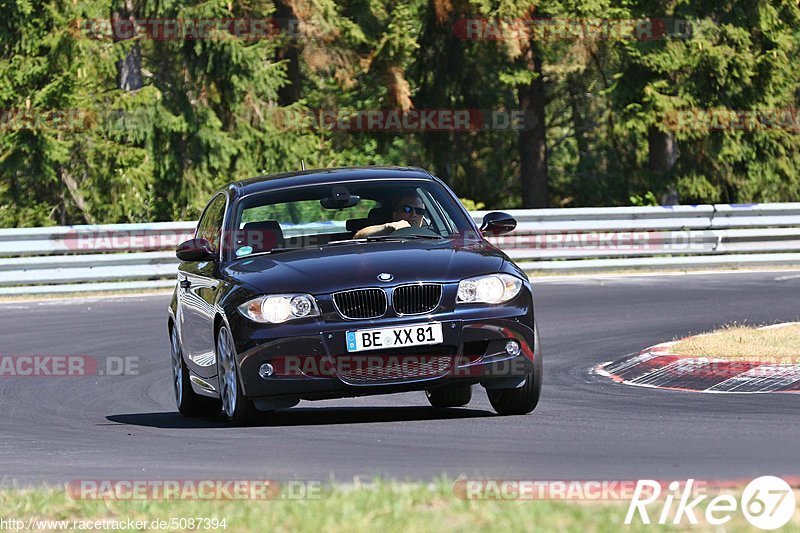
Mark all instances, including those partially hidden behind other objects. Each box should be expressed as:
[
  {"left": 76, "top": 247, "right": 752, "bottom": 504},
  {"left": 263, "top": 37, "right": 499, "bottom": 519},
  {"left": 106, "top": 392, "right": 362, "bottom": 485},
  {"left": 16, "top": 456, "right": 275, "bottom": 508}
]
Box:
[{"left": 177, "top": 193, "right": 227, "bottom": 377}]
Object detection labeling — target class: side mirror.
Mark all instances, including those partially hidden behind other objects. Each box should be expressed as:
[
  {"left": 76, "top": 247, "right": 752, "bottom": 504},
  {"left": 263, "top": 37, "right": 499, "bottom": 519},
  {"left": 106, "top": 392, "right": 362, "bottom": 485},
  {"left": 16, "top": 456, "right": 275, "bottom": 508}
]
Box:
[
  {"left": 480, "top": 212, "right": 517, "bottom": 236},
  {"left": 176, "top": 238, "right": 215, "bottom": 262}
]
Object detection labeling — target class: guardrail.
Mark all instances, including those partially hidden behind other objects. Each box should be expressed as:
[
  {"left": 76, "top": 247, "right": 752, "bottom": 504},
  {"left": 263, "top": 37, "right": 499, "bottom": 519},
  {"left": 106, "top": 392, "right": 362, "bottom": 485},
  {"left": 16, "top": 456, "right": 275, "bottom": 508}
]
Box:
[{"left": 1, "top": 203, "right": 799, "bottom": 295}]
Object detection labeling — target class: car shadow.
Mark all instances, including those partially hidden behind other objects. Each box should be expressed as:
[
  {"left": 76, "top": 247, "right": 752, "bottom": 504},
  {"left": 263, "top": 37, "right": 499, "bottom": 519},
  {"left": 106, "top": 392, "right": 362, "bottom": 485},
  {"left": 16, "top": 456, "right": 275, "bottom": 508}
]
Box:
[{"left": 105, "top": 405, "right": 495, "bottom": 429}]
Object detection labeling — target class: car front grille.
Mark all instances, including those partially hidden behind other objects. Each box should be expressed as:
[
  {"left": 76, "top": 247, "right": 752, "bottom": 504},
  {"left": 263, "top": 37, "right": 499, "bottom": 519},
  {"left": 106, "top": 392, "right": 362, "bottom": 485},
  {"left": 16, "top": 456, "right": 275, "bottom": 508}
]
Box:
[
  {"left": 335, "top": 347, "right": 454, "bottom": 384},
  {"left": 332, "top": 288, "right": 388, "bottom": 319},
  {"left": 392, "top": 283, "right": 442, "bottom": 315}
]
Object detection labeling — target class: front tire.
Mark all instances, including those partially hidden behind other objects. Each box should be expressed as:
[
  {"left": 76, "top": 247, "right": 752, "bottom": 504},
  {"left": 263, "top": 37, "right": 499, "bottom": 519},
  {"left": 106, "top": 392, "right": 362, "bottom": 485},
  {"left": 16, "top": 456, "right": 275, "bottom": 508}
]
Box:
[
  {"left": 170, "top": 324, "right": 220, "bottom": 417},
  {"left": 426, "top": 385, "right": 472, "bottom": 408},
  {"left": 487, "top": 346, "right": 542, "bottom": 416},
  {"left": 216, "top": 325, "right": 261, "bottom": 426}
]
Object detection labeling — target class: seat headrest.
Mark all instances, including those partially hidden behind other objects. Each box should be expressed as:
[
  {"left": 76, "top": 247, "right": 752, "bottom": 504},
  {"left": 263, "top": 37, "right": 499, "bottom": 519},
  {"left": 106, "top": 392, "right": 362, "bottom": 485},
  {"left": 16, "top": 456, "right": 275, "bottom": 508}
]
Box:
[
  {"left": 240, "top": 221, "right": 284, "bottom": 253},
  {"left": 346, "top": 218, "right": 370, "bottom": 232},
  {"left": 367, "top": 206, "right": 391, "bottom": 226}
]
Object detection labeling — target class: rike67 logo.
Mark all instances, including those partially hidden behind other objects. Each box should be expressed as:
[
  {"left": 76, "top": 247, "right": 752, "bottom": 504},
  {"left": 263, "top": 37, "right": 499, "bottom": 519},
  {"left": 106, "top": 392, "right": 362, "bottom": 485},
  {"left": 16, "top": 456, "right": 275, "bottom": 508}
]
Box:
[{"left": 625, "top": 476, "right": 796, "bottom": 529}]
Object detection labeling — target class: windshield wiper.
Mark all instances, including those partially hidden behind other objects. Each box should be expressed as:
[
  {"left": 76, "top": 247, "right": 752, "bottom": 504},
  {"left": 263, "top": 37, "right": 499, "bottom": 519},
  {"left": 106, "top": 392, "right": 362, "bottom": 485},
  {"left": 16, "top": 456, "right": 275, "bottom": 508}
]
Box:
[
  {"left": 319, "top": 234, "right": 447, "bottom": 248},
  {"left": 235, "top": 247, "right": 302, "bottom": 259},
  {"left": 364, "top": 234, "right": 446, "bottom": 242},
  {"left": 267, "top": 247, "right": 303, "bottom": 253},
  {"left": 315, "top": 235, "right": 401, "bottom": 243},
  {"left": 323, "top": 239, "right": 364, "bottom": 246},
  {"left": 320, "top": 237, "right": 417, "bottom": 247}
]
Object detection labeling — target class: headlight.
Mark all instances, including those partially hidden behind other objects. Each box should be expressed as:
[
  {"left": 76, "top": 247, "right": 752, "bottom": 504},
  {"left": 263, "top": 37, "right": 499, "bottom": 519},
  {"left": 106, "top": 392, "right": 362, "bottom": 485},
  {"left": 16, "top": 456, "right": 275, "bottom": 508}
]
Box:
[
  {"left": 238, "top": 294, "right": 320, "bottom": 323},
  {"left": 457, "top": 274, "right": 523, "bottom": 304}
]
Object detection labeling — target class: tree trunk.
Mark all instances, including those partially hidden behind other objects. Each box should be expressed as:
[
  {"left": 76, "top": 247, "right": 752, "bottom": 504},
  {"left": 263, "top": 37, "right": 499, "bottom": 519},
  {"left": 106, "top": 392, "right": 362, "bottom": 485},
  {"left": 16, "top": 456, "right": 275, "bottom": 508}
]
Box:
[
  {"left": 648, "top": 126, "right": 680, "bottom": 204},
  {"left": 648, "top": 126, "right": 677, "bottom": 175},
  {"left": 518, "top": 42, "right": 549, "bottom": 208},
  {"left": 112, "top": 0, "right": 143, "bottom": 91},
  {"left": 278, "top": 44, "right": 301, "bottom": 105},
  {"left": 59, "top": 167, "right": 95, "bottom": 224},
  {"left": 567, "top": 73, "right": 593, "bottom": 204},
  {"left": 275, "top": 0, "right": 301, "bottom": 105}
]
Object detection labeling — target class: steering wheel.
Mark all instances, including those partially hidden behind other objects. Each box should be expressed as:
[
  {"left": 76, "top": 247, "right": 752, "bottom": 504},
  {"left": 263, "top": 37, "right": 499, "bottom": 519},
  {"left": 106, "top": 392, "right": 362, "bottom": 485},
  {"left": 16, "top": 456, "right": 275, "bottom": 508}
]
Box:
[{"left": 390, "top": 226, "right": 442, "bottom": 238}]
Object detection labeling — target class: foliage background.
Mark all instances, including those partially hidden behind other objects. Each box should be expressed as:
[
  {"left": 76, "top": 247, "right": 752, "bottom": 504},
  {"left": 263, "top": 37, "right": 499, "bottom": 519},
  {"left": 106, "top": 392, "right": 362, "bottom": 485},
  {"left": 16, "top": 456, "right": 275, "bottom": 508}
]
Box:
[{"left": 1, "top": 0, "right": 799, "bottom": 227}]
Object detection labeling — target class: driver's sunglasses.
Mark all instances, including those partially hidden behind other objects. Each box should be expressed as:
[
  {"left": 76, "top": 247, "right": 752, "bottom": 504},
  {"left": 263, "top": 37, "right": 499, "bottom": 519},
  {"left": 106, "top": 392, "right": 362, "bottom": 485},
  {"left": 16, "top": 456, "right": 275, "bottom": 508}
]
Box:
[{"left": 399, "top": 205, "right": 427, "bottom": 216}]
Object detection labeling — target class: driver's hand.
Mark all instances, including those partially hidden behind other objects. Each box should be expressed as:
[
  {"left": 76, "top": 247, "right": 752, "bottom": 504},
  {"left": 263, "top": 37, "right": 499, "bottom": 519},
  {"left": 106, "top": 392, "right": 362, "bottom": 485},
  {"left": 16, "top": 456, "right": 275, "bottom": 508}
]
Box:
[{"left": 385, "top": 220, "right": 411, "bottom": 233}]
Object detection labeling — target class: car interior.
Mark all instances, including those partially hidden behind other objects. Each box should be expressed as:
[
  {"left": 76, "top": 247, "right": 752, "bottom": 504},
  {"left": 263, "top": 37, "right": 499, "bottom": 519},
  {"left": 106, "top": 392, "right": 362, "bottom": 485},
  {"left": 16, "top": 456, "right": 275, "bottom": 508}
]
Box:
[
  {"left": 232, "top": 184, "right": 461, "bottom": 257},
  {"left": 236, "top": 204, "right": 397, "bottom": 254}
]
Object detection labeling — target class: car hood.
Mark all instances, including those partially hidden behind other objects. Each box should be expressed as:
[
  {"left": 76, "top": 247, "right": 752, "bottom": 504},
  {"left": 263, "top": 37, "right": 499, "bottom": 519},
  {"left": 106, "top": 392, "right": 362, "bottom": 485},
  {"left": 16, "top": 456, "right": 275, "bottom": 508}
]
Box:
[{"left": 223, "top": 239, "right": 505, "bottom": 294}]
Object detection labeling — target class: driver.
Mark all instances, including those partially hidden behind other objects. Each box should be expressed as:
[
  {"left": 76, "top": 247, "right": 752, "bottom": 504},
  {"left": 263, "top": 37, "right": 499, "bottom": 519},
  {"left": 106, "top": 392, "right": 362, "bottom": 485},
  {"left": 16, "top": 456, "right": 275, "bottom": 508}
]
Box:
[{"left": 354, "top": 192, "right": 426, "bottom": 238}]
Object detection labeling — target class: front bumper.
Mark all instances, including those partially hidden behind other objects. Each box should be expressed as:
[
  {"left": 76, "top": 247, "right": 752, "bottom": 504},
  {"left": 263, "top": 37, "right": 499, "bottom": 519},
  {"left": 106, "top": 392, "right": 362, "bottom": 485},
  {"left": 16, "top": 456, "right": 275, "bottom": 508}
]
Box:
[{"left": 233, "top": 310, "right": 537, "bottom": 401}]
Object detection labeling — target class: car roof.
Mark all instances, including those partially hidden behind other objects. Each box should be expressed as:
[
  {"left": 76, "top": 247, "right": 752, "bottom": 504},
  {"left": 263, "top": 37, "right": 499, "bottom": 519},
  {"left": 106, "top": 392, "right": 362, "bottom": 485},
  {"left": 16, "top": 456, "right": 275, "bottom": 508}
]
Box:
[{"left": 228, "top": 166, "right": 437, "bottom": 197}]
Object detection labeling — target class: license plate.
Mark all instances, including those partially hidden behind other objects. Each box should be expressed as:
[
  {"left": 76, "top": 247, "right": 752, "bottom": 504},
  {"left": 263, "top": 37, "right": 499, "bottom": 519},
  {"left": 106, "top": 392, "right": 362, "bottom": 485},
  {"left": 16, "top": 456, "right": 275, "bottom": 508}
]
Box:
[{"left": 346, "top": 323, "right": 444, "bottom": 353}]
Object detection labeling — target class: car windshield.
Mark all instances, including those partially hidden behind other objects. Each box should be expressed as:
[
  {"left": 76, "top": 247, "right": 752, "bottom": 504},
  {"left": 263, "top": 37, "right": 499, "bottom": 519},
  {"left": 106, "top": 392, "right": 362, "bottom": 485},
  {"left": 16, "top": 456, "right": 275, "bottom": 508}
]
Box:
[{"left": 227, "top": 180, "right": 478, "bottom": 259}]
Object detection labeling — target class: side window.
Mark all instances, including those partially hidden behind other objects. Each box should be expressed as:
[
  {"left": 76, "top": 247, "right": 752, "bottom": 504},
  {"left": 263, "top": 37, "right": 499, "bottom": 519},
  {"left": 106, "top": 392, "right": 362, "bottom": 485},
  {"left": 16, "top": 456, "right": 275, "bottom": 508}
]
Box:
[
  {"left": 418, "top": 188, "right": 456, "bottom": 235},
  {"left": 196, "top": 194, "right": 227, "bottom": 254}
]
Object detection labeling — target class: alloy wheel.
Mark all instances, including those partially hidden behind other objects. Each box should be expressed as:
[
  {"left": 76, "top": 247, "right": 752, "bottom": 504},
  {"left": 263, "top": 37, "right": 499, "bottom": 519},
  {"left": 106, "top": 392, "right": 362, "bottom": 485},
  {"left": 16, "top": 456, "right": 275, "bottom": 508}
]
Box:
[
  {"left": 217, "top": 327, "right": 238, "bottom": 418},
  {"left": 169, "top": 325, "right": 183, "bottom": 408}
]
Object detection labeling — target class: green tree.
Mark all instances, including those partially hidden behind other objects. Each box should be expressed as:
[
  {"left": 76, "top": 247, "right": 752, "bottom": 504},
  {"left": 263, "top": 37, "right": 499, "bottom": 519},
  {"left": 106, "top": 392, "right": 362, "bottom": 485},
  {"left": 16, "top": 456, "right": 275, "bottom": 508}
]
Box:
[{"left": 613, "top": 0, "right": 800, "bottom": 204}]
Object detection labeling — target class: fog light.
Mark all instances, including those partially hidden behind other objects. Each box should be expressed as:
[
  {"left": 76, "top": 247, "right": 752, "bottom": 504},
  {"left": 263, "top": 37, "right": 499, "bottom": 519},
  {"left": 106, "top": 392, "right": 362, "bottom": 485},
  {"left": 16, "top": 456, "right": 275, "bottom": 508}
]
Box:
[
  {"left": 258, "top": 363, "right": 274, "bottom": 379},
  {"left": 505, "top": 339, "right": 521, "bottom": 357}
]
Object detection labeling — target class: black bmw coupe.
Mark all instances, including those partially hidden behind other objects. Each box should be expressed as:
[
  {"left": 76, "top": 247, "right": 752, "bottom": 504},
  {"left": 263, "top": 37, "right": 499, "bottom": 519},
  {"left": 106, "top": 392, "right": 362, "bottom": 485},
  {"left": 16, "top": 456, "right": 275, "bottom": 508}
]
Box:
[{"left": 168, "top": 167, "right": 542, "bottom": 424}]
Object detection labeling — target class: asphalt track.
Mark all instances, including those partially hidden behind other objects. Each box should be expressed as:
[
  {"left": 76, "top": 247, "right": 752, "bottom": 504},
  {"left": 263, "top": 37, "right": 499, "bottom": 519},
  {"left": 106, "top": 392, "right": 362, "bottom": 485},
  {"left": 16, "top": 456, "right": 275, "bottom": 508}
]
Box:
[{"left": 1, "top": 270, "right": 799, "bottom": 486}]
